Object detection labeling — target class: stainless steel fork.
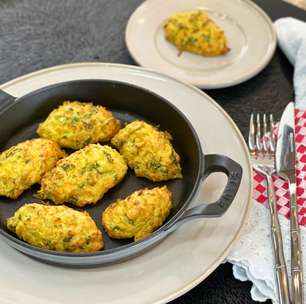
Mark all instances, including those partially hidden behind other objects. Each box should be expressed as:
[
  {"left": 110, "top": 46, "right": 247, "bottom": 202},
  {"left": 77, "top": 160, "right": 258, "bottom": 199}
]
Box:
[{"left": 249, "top": 113, "right": 291, "bottom": 304}]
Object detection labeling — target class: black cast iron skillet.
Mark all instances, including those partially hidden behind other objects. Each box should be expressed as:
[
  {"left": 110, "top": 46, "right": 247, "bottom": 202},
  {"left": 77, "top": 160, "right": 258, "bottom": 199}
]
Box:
[{"left": 0, "top": 80, "right": 242, "bottom": 267}]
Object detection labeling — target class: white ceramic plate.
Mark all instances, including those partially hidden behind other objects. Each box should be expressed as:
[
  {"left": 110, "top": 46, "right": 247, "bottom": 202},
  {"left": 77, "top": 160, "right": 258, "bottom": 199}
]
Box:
[
  {"left": 126, "top": 0, "right": 276, "bottom": 89},
  {"left": 0, "top": 63, "right": 252, "bottom": 304}
]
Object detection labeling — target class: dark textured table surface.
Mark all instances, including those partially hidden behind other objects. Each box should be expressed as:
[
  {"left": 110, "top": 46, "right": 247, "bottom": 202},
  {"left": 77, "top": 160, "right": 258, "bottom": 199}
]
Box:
[{"left": 0, "top": 0, "right": 305, "bottom": 303}]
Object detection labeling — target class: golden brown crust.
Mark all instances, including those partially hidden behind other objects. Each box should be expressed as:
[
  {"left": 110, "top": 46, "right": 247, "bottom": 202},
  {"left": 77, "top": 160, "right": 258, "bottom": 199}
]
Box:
[
  {"left": 37, "top": 144, "right": 128, "bottom": 207},
  {"left": 164, "top": 10, "right": 230, "bottom": 57},
  {"left": 0, "top": 138, "right": 65, "bottom": 199},
  {"left": 37, "top": 101, "right": 120, "bottom": 149},
  {"left": 111, "top": 120, "right": 182, "bottom": 181},
  {"left": 102, "top": 186, "right": 172, "bottom": 241},
  {"left": 7, "top": 203, "right": 103, "bottom": 252}
]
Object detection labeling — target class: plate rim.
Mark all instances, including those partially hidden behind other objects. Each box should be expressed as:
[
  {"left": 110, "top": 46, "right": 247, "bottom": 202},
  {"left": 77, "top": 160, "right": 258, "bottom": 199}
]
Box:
[
  {"left": 125, "top": 0, "right": 277, "bottom": 89},
  {"left": 0, "top": 62, "right": 253, "bottom": 304}
]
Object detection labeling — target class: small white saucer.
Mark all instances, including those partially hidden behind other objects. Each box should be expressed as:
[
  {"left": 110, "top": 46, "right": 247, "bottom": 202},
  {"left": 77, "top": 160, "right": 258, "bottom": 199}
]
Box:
[{"left": 126, "top": 0, "right": 276, "bottom": 89}]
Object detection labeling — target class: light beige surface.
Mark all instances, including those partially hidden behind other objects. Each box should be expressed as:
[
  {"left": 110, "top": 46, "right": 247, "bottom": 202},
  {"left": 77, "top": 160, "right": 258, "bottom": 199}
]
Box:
[{"left": 286, "top": 0, "right": 306, "bottom": 9}]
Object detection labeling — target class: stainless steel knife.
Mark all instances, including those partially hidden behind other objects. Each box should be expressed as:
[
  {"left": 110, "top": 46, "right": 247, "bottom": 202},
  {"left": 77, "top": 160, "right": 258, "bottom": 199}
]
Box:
[{"left": 276, "top": 102, "right": 304, "bottom": 304}]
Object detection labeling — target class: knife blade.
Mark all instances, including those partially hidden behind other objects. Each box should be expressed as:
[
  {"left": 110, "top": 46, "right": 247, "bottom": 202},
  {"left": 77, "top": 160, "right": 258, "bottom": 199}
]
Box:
[{"left": 276, "top": 102, "right": 304, "bottom": 304}]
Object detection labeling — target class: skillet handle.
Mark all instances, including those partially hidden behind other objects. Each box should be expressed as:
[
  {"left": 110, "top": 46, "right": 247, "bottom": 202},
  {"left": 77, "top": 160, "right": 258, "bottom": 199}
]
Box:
[
  {"left": 0, "top": 90, "right": 17, "bottom": 113},
  {"left": 166, "top": 154, "right": 242, "bottom": 232}
]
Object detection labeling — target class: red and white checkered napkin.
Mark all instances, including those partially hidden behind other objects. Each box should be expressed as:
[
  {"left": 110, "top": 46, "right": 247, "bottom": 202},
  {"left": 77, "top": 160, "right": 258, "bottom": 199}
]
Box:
[{"left": 253, "top": 109, "right": 306, "bottom": 225}]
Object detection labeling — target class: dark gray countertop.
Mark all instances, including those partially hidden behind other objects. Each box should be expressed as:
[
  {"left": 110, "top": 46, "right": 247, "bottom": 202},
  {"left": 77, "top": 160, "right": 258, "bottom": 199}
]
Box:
[{"left": 0, "top": 0, "right": 305, "bottom": 303}]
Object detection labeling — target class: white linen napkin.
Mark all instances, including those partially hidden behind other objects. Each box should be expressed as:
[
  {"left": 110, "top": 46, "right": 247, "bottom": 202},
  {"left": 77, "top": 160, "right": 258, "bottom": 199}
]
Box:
[
  {"left": 227, "top": 201, "right": 306, "bottom": 303},
  {"left": 226, "top": 17, "right": 306, "bottom": 303},
  {"left": 275, "top": 17, "right": 306, "bottom": 109}
]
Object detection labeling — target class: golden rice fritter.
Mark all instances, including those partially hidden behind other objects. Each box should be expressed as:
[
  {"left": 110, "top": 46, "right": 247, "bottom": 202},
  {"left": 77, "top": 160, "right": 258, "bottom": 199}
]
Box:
[
  {"left": 37, "top": 144, "right": 128, "bottom": 207},
  {"left": 0, "top": 138, "right": 65, "bottom": 199},
  {"left": 164, "top": 10, "right": 230, "bottom": 56},
  {"left": 7, "top": 203, "right": 103, "bottom": 252},
  {"left": 111, "top": 120, "right": 182, "bottom": 182},
  {"left": 37, "top": 101, "right": 120, "bottom": 149},
  {"left": 102, "top": 186, "right": 172, "bottom": 241}
]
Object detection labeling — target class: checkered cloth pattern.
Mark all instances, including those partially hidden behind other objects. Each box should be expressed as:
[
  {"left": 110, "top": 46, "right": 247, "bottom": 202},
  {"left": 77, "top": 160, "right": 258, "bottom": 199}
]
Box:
[{"left": 253, "top": 109, "right": 306, "bottom": 226}]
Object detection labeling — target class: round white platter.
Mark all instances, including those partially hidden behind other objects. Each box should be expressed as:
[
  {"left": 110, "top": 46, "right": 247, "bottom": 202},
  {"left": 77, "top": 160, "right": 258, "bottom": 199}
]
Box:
[{"left": 0, "top": 63, "right": 252, "bottom": 304}]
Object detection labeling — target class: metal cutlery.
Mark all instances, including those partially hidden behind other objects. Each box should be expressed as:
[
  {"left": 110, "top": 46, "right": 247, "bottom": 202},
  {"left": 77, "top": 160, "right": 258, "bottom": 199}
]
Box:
[
  {"left": 249, "top": 112, "right": 291, "bottom": 304},
  {"left": 276, "top": 102, "right": 304, "bottom": 304}
]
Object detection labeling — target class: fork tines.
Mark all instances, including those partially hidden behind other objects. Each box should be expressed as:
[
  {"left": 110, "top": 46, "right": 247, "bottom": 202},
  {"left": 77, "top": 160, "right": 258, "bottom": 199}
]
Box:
[{"left": 248, "top": 113, "right": 275, "bottom": 158}]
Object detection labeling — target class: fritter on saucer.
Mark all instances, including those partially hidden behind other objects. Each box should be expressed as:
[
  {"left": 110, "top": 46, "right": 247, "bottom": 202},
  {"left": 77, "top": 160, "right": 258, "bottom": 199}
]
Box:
[{"left": 164, "top": 10, "right": 230, "bottom": 56}]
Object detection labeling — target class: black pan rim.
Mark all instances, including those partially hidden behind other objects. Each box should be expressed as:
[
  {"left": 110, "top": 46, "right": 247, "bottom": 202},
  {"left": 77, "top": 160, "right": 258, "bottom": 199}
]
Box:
[{"left": 0, "top": 79, "right": 203, "bottom": 258}]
